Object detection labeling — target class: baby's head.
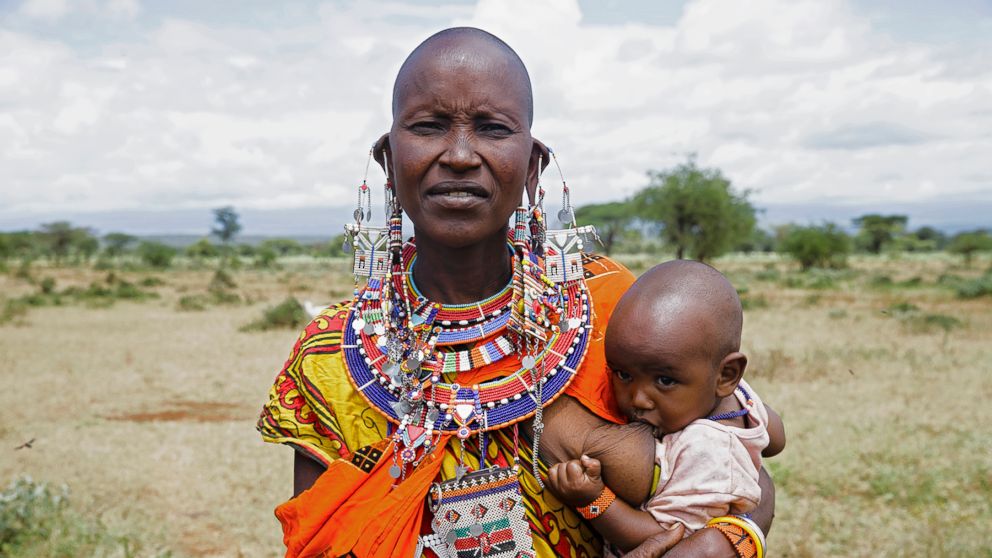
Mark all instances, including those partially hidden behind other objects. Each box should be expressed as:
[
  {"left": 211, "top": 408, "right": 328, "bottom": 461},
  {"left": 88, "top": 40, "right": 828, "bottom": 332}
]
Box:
[{"left": 605, "top": 260, "right": 747, "bottom": 435}]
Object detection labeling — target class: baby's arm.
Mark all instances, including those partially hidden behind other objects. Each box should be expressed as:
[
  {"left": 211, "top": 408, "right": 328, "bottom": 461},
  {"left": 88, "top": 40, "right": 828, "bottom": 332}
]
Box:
[
  {"left": 547, "top": 456, "right": 683, "bottom": 554},
  {"left": 762, "top": 403, "right": 786, "bottom": 457}
]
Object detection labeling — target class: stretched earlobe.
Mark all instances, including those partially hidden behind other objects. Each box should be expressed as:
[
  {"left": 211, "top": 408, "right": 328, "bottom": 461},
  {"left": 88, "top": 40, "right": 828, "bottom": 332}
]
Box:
[
  {"left": 373, "top": 133, "right": 390, "bottom": 177},
  {"left": 526, "top": 139, "right": 551, "bottom": 203}
]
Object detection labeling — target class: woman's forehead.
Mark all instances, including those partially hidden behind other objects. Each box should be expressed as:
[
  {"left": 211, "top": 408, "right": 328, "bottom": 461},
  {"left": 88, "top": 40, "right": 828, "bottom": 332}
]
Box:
[{"left": 392, "top": 38, "right": 533, "bottom": 123}]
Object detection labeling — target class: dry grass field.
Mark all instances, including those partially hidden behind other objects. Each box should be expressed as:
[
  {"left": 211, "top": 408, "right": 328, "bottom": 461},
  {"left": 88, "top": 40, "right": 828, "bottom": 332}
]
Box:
[{"left": 1, "top": 253, "right": 990, "bottom": 557}]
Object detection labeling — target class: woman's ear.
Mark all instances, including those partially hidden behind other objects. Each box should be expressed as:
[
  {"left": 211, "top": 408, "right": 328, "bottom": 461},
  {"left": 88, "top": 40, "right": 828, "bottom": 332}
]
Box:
[
  {"left": 715, "top": 352, "right": 747, "bottom": 398},
  {"left": 373, "top": 133, "right": 391, "bottom": 178},
  {"left": 526, "top": 138, "right": 551, "bottom": 205}
]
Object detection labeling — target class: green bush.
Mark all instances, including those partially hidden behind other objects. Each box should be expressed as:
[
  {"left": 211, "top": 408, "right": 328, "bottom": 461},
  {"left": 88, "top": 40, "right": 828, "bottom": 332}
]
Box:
[
  {"left": 39, "top": 277, "right": 56, "bottom": 295},
  {"left": 779, "top": 223, "right": 851, "bottom": 271},
  {"left": 139, "top": 276, "right": 165, "bottom": 287},
  {"left": 901, "top": 313, "right": 964, "bottom": 335},
  {"left": 240, "top": 297, "right": 309, "bottom": 332},
  {"left": 947, "top": 230, "right": 992, "bottom": 264},
  {"left": 137, "top": 241, "right": 177, "bottom": 269},
  {"left": 885, "top": 301, "right": 920, "bottom": 316},
  {"left": 176, "top": 295, "right": 208, "bottom": 312},
  {"left": 953, "top": 275, "right": 992, "bottom": 299},
  {"left": 0, "top": 300, "right": 28, "bottom": 325},
  {"left": 0, "top": 476, "right": 168, "bottom": 557}
]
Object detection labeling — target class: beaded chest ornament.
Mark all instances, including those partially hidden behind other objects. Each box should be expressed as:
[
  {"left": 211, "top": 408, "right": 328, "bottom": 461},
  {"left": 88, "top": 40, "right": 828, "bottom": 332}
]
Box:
[{"left": 342, "top": 144, "right": 594, "bottom": 556}]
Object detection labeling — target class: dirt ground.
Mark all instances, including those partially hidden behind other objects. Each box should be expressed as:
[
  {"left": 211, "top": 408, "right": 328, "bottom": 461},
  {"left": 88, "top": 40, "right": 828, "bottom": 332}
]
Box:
[{"left": 1, "top": 254, "right": 990, "bottom": 556}]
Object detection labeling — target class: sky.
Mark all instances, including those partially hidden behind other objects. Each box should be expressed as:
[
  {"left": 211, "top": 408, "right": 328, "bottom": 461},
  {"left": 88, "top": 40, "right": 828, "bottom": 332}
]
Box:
[{"left": 1, "top": 0, "right": 990, "bottom": 235}]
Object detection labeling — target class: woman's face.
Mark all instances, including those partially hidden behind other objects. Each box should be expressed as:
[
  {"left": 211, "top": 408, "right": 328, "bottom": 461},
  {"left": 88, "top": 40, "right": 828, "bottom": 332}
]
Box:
[{"left": 386, "top": 48, "right": 537, "bottom": 249}]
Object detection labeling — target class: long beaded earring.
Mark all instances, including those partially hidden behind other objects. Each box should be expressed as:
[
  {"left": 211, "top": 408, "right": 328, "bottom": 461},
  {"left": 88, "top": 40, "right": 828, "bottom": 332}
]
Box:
[
  {"left": 344, "top": 146, "right": 390, "bottom": 280},
  {"left": 550, "top": 148, "right": 575, "bottom": 228},
  {"left": 528, "top": 155, "right": 546, "bottom": 257}
]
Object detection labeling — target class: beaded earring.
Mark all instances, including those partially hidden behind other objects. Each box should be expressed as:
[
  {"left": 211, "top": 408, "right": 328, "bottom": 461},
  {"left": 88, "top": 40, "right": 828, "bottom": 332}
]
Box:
[
  {"left": 528, "top": 155, "right": 546, "bottom": 257},
  {"left": 550, "top": 148, "right": 576, "bottom": 228},
  {"left": 344, "top": 146, "right": 390, "bottom": 280}
]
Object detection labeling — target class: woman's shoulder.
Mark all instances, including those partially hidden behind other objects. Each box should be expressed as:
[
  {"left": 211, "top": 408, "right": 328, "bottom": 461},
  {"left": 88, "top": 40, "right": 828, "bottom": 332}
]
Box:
[{"left": 581, "top": 252, "right": 636, "bottom": 315}]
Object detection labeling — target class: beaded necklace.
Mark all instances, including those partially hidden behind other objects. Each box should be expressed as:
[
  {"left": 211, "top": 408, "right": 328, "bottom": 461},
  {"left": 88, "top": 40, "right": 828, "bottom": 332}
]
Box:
[{"left": 342, "top": 239, "right": 591, "bottom": 481}]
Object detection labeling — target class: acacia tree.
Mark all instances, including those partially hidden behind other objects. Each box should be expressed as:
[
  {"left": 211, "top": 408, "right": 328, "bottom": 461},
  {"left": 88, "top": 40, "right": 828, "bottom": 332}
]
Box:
[
  {"left": 633, "top": 158, "right": 755, "bottom": 261},
  {"left": 852, "top": 214, "right": 907, "bottom": 254},
  {"left": 573, "top": 201, "right": 633, "bottom": 255},
  {"left": 211, "top": 206, "right": 242, "bottom": 266},
  {"left": 103, "top": 232, "right": 137, "bottom": 260},
  {"left": 39, "top": 222, "right": 98, "bottom": 265},
  {"left": 947, "top": 230, "right": 992, "bottom": 265}
]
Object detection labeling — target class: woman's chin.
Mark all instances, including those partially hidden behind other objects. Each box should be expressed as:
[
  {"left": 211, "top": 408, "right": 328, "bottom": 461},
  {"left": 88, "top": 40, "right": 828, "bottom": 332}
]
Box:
[{"left": 415, "top": 220, "right": 510, "bottom": 250}]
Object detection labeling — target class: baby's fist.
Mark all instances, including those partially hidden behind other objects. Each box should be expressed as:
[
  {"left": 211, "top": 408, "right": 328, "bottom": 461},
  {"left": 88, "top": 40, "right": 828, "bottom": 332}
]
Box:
[{"left": 547, "top": 455, "right": 606, "bottom": 508}]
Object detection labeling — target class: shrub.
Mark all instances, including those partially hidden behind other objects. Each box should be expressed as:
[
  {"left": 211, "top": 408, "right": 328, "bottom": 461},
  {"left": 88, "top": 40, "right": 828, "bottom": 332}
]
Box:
[
  {"left": 0, "top": 300, "right": 28, "bottom": 325},
  {"left": 901, "top": 313, "right": 963, "bottom": 335},
  {"left": 176, "top": 295, "right": 208, "bottom": 312},
  {"left": 240, "top": 297, "right": 308, "bottom": 332},
  {"left": 39, "top": 277, "right": 56, "bottom": 295},
  {"left": 779, "top": 223, "right": 850, "bottom": 271},
  {"left": 137, "top": 241, "right": 177, "bottom": 269},
  {"left": 954, "top": 275, "right": 992, "bottom": 299},
  {"left": 947, "top": 230, "right": 992, "bottom": 264},
  {"left": 0, "top": 476, "right": 163, "bottom": 557},
  {"left": 884, "top": 301, "right": 920, "bottom": 316},
  {"left": 139, "top": 276, "right": 165, "bottom": 287}
]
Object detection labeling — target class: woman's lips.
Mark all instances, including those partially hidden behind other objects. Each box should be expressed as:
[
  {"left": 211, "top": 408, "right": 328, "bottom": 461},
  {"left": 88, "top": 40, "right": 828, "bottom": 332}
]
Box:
[{"left": 425, "top": 181, "right": 489, "bottom": 210}]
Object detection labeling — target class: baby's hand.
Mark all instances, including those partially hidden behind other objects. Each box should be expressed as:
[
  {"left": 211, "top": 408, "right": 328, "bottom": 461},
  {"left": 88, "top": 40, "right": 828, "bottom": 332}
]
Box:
[{"left": 547, "top": 455, "right": 606, "bottom": 508}]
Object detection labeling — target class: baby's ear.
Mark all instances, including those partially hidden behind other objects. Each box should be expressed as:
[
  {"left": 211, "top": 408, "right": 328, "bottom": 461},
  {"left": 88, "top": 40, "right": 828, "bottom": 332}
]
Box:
[{"left": 715, "top": 352, "right": 747, "bottom": 398}]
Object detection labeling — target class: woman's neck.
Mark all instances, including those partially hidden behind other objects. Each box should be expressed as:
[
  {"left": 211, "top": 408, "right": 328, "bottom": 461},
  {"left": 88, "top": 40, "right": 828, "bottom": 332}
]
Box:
[{"left": 411, "top": 227, "right": 513, "bottom": 305}]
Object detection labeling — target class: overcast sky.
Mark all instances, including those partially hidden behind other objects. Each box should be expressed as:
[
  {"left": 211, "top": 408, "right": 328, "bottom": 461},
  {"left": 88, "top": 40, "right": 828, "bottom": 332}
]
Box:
[{"left": 1, "top": 0, "right": 990, "bottom": 234}]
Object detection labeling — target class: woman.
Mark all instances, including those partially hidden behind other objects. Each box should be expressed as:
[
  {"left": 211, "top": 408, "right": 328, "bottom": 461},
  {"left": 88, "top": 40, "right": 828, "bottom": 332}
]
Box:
[{"left": 258, "top": 27, "right": 773, "bottom": 558}]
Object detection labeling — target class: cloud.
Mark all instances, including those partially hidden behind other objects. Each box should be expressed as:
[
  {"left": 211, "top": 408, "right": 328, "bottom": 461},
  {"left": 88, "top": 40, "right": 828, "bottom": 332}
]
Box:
[
  {"left": 801, "top": 122, "right": 934, "bottom": 150},
  {"left": 1, "top": 0, "right": 990, "bottom": 229},
  {"left": 105, "top": 0, "right": 139, "bottom": 20},
  {"left": 18, "top": 0, "right": 70, "bottom": 20}
]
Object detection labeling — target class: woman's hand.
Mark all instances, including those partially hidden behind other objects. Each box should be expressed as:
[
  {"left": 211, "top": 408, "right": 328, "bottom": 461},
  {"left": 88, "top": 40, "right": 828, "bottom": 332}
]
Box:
[{"left": 547, "top": 455, "right": 605, "bottom": 507}]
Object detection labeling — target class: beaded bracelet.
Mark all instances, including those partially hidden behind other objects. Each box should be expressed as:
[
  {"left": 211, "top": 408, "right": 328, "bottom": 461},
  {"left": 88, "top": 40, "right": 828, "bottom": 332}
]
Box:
[
  {"left": 576, "top": 486, "right": 616, "bottom": 520},
  {"left": 705, "top": 515, "right": 764, "bottom": 558}
]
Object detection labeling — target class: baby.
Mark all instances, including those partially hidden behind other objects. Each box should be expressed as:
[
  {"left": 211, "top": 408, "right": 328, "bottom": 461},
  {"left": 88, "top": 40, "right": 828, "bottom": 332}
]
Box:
[{"left": 544, "top": 260, "right": 785, "bottom": 555}]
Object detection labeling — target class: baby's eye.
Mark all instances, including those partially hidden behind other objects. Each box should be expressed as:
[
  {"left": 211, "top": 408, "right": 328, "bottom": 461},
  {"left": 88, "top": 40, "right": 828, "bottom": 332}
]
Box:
[
  {"left": 655, "top": 376, "right": 676, "bottom": 387},
  {"left": 612, "top": 369, "right": 631, "bottom": 382}
]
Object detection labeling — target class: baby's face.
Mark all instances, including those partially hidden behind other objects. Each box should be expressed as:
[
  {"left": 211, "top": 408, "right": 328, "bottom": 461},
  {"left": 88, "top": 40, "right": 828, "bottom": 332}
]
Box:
[{"left": 605, "top": 304, "right": 721, "bottom": 436}]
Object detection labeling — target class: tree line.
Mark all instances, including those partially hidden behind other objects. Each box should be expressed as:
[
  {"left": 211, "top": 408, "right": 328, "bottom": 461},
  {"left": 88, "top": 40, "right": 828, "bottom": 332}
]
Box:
[
  {"left": 574, "top": 157, "right": 991, "bottom": 269},
  {"left": 2, "top": 161, "right": 990, "bottom": 272},
  {"left": 0, "top": 207, "right": 347, "bottom": 270}
]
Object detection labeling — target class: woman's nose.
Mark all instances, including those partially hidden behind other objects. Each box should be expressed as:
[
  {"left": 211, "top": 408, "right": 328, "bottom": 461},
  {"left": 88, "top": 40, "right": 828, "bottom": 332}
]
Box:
[{"left": 439, "top": 130, "right": 481, "bottom": 172}]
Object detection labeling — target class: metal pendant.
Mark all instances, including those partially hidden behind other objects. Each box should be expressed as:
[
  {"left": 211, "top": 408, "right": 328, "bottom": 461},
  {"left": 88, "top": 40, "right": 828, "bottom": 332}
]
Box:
[
  {"left": 544, "top": 225, "right": 597, "bottom": 284},
  {"left": 345, "top": 223, "right": 390, "bottom": 279}
]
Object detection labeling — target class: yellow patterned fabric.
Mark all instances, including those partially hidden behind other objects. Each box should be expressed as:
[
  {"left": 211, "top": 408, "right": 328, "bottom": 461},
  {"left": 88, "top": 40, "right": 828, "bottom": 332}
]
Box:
[{"left": 258, "top": 254, "right": 636, "bottom": 557}]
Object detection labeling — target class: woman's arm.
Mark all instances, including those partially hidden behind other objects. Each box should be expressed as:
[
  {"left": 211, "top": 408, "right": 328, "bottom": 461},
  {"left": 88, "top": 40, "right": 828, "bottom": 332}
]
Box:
[
  {"left": 293, "top": 452, "right": 326, "bottom": 497},
  {"left": 762, "top": 404, "right": 786, "bottom": 457},
  {"left": 629, "top": 466, "right": 776, "bottom": 558}
]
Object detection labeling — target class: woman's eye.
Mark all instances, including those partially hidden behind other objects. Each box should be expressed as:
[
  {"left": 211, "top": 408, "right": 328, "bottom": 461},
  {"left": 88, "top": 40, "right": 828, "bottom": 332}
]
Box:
[
  {"left": 478, "top": 123, "right": 512, "bottom": 136},
  {"left": 656, "top": 376, "right": 676, "bottom": 387},
  {"left": 409, "top": 121, "right": 444, "bottom": 134}
]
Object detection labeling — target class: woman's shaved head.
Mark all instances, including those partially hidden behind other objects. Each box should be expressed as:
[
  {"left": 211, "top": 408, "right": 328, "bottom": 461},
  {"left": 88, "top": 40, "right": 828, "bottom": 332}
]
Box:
[{"left": 391, "top": 27, "right": 534, "bottom": 126}]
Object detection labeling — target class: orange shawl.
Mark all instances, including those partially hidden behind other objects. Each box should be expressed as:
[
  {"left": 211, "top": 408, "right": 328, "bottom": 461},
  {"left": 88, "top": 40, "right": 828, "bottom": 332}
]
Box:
[{"left": 260, "top": 254, "right": 634, "bottom": 557}]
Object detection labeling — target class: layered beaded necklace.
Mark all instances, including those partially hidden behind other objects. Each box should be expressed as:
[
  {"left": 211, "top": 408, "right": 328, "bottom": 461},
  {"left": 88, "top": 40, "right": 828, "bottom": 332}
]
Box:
[{"left": 342, "top": 240, "right": 592, "bottom": 481}]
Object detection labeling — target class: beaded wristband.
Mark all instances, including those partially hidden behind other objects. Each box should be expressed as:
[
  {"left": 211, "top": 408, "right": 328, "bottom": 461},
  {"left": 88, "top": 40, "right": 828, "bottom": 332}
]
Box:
[
  {"left": 705, "top": 515, "right": 764, "bottom": 558},
  {"left": 576, "top": 486, "right": 616, "bottom": 520}
]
